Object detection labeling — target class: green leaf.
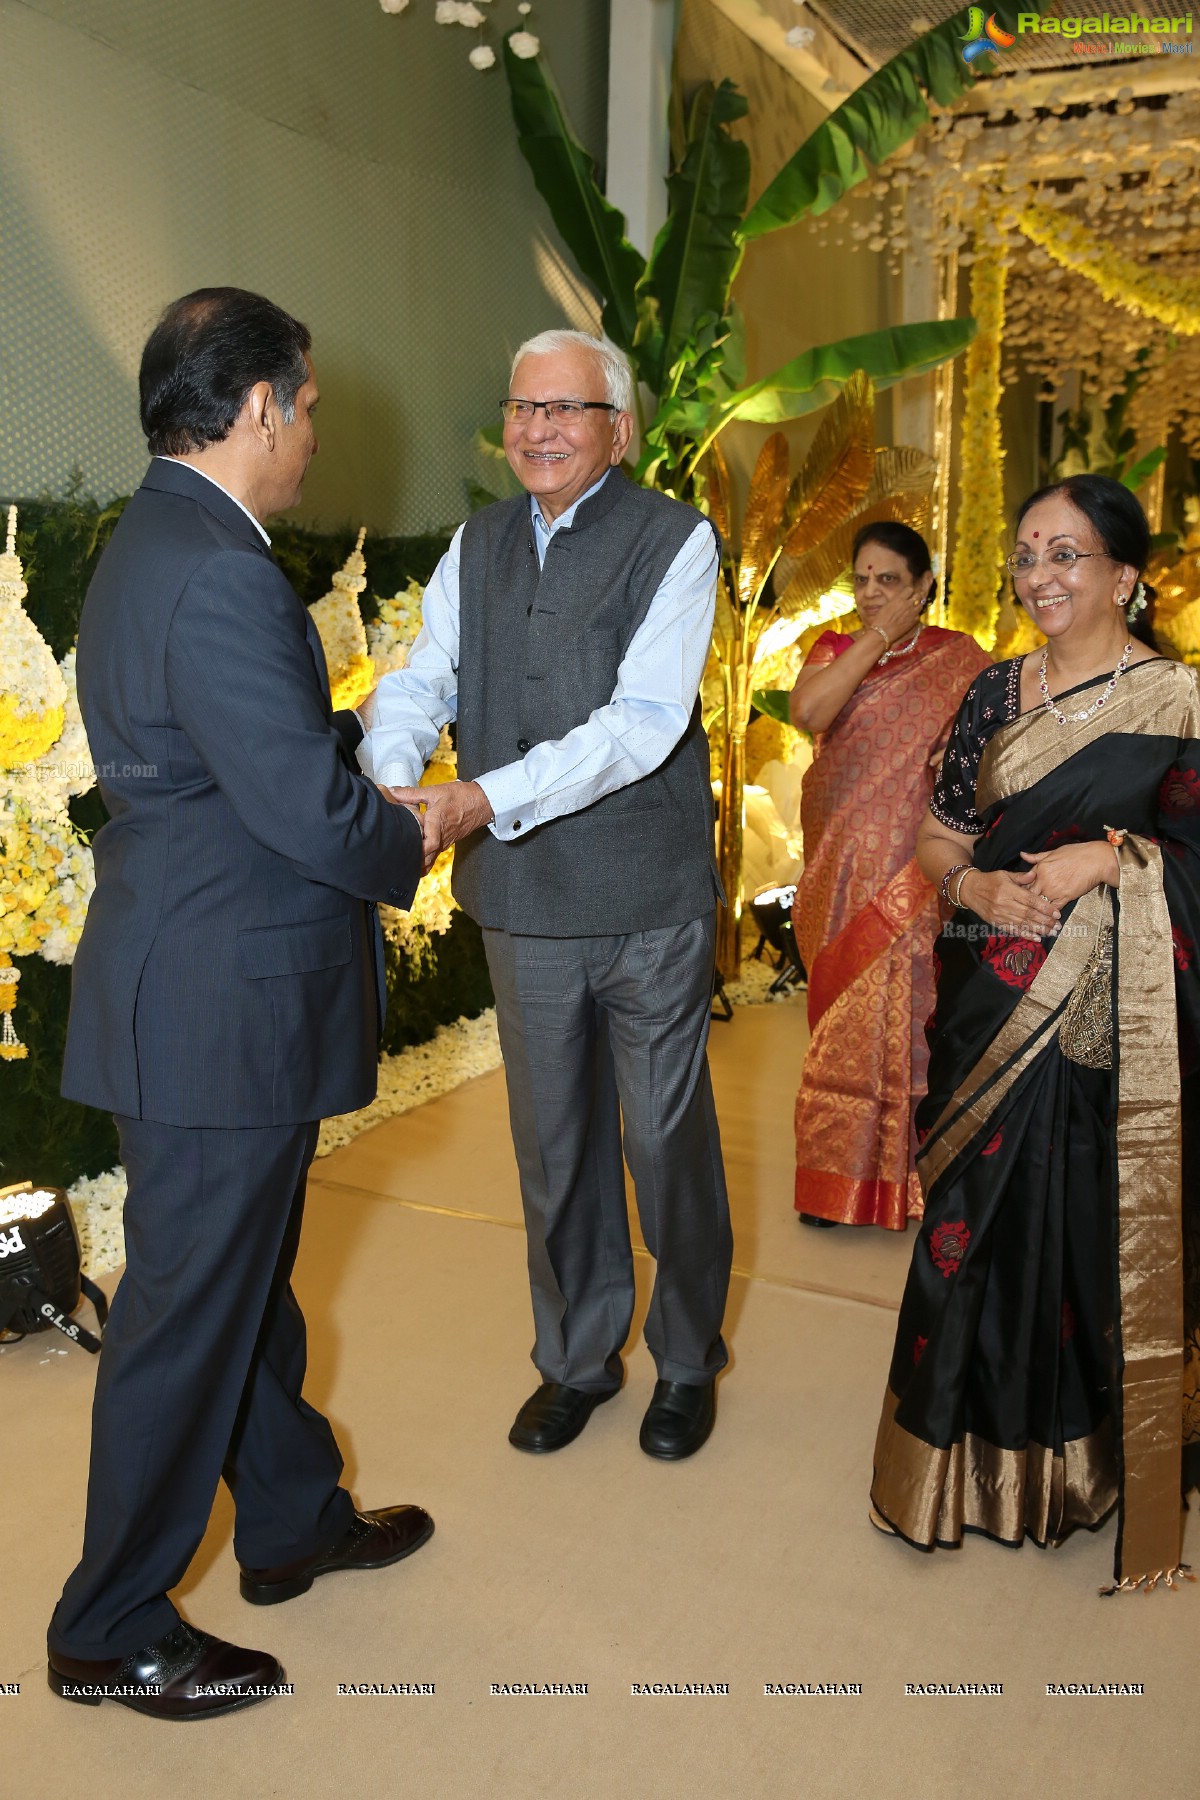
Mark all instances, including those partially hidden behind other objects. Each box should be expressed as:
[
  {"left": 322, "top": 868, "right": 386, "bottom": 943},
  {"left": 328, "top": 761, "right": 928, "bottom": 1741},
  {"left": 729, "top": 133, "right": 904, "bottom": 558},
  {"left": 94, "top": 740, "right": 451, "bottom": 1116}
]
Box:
[
  {"left": 751, "top": 688, "right": 793, "bottom": 726},
  {"left": 1121, "top": 447, "right": 1168, "bottom": 492},
  {"left": 475, "top": 422, "right": 507, "bottom": 460},
  {"left": 712, "top": 318, "right": 976, "bottom": 431},
  {"left": 466, "top": 481, "right": 501, "bottom": 513},
  {"left": 739, "top": 3, "right": 1051, "bottom": 241},
  {"left": 638, "top": 81, "right": 751, "bottom": 396},
  {"left": 503, "top": 37, "right": 646, "bottom": 351}
]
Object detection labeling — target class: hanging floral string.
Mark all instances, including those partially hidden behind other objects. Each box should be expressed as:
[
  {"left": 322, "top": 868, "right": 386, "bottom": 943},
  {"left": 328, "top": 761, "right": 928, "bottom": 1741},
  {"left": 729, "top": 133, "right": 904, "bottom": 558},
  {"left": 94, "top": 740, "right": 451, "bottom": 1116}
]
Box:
[
  {"left": 1016, "top": 202, "right": 1200, "bottom": 339},
  {"left": 950, "top": 211, "right": 1008, "bottom": 649},
  {"left": 379, "top": 0, "right": 539, "bottom": 66}
]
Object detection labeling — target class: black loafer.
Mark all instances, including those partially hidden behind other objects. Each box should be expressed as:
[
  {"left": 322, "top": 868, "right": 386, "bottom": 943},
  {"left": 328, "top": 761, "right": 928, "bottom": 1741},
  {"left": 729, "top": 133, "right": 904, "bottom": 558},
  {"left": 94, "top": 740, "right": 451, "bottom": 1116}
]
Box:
[
  {"left": 239, "top": 1504, "right": 434, "bottom": 1606},
  {"left": 639, "top": 1379, "right": 716, "bottom": 1461},
  {"left": 508, "top": 1381, "right": 619, "bottom": 1453},
  {"left": 48, "top": 1621, "right": 284, "bottom": 1719}
]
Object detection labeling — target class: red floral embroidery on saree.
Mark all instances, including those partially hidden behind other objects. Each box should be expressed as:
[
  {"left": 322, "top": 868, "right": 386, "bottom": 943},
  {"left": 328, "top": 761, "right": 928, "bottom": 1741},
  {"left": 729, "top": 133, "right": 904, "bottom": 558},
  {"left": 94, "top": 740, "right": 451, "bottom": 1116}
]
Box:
[
  {"left": 1173, "top": 927, "right": 1194, "bottom": 973},
  {"left": 913, "top": 1335, "right": 928, "bottom": 1365},
  {"left": 981, "top": 935, "right": 1047, "bottom": 990},
  {"left": 1159, "top": 767, "right": 1200, "bottom": 813},
  {"left": 929, "top": 1220, "right": 970, "bottom": 1277},
  {"left": 1043, "top": 824, "right": 1086, "bottom": 849},
  {"left": 981, "top": 1129, "right": 1003, "bottom": 1156}
]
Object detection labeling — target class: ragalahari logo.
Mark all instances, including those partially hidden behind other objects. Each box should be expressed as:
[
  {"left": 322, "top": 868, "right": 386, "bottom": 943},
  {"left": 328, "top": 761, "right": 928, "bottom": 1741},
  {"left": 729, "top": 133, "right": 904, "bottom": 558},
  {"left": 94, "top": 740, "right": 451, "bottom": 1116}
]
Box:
[{"left": 960, "top": 7, "right": 1017, "bottom": 59}]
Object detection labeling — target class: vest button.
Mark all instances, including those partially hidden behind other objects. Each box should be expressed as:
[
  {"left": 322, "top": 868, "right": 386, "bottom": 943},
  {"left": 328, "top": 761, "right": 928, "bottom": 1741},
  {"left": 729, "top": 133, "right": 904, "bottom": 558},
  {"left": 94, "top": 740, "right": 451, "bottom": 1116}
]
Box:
[
  {"left": 517, "top": 738, "right": 531, "bottom": 754},
  {"left": 512, "top": 820, "right": 522, "bottom": 831}
]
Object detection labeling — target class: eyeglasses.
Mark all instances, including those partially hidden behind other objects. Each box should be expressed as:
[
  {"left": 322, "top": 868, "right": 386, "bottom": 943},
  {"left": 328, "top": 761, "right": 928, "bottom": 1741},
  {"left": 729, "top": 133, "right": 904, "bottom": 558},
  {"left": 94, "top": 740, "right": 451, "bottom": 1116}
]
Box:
[
  {"left": 500, "top": 398, "right": 616, "bottom": 424},
  {"left": 1004, "top": 548, "right": 1112, "bottom": 578}
]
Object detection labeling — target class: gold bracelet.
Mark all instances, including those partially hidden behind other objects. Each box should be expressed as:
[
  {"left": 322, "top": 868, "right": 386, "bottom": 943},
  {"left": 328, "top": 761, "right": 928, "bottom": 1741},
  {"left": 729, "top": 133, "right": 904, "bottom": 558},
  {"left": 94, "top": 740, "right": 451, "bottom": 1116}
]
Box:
[
  {"left": 950, "top": 866, "right": 973, "bottom": 911},
  {"left": 866, "top": 623, "right": 890, "bottom": 651}
]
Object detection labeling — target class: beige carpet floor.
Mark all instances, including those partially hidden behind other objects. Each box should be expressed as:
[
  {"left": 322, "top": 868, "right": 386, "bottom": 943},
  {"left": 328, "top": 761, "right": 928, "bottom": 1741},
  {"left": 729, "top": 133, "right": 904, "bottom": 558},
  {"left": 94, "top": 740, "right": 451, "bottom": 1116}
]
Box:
[{"left": 3, "top": 988, "right": 1196, "bottom": 1800}]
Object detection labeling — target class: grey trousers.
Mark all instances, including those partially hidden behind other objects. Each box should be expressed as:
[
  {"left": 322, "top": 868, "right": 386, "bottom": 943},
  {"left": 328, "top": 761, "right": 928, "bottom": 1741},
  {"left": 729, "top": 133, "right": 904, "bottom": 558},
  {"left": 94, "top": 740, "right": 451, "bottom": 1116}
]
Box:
[{"left": 483, "top": 913, "right": 732, "bottom": 1390}]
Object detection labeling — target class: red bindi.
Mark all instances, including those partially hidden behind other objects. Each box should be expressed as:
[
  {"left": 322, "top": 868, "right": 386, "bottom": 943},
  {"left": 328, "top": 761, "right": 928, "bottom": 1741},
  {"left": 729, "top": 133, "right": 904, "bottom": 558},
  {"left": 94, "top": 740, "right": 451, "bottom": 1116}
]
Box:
[{"left": 1032, "top": 532, "right": 1039, "bottom": 539}]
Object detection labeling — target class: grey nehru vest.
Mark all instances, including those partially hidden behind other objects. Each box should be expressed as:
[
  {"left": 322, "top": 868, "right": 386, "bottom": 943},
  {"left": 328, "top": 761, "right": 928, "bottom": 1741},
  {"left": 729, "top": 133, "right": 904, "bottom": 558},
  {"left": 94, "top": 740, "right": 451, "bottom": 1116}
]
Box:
[{"left": 452, "top": 472, "right": 722, "bottom": 937}]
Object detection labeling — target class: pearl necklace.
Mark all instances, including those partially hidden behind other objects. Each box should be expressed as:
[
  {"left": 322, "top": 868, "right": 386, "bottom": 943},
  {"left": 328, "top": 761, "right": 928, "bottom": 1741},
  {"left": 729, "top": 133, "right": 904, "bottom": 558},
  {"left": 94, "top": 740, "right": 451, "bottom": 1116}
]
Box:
[
  {"left": 1038, "top": 639, "right": 1133, "bottom": 726},
  {"left": 877, "top": 623, "right": 923, "bottom": 666}
]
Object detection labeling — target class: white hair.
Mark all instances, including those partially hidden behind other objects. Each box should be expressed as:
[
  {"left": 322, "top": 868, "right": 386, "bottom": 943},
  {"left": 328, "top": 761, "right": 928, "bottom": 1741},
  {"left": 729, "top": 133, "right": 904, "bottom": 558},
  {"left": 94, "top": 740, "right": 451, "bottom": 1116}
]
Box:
[{"left": 510, "top": 329, "right": 635, "bottom": 415}]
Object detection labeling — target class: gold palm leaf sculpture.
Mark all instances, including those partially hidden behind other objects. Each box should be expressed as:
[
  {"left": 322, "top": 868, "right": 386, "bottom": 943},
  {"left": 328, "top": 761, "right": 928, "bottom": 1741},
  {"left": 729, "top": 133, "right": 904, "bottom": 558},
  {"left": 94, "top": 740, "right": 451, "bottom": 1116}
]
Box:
[
  {"left": 1146, "top": 531, "right": 1200, "bottom": 665},
  {"left": 706, "top": 370, "right": 918, "bottom": 976},
  {"left": 703, "top": 374, "right": 942, "bottom": 975}
]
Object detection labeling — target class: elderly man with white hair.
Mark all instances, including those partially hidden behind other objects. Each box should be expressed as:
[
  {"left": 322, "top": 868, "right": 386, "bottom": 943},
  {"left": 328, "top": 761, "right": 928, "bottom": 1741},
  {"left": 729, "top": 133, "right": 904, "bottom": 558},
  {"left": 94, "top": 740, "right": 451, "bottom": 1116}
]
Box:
[{"left": 358, "top": 328, "right": 732, "bottom": 1460}]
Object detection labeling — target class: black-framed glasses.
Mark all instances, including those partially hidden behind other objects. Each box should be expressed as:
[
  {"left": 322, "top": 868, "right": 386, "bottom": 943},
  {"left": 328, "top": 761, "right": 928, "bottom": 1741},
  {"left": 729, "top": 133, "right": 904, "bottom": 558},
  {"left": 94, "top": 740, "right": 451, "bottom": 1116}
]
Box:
[
  {"left": 500, "top": 398, "right": 617, "bottom": 424},
  {"left": 1004, "top": 548, "right": 1113, "bottom": 578}
]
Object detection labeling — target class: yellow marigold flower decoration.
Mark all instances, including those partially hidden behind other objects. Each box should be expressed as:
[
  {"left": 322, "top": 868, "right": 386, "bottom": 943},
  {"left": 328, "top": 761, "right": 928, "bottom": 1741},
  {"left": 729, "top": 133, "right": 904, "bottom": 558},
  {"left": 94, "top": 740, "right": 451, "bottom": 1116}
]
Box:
[
  {"left": 310, "top": 527, "right": 378, "bottom": 712},
  {"left": 1017, "top": 204, "right": 1200, "bottom": 337},
  {"left": 0, "top": 505, "right": 66, "bottom": 770},
  {"left": 367, "top": 580, "right": 426, "bottom": 677},
  {"left": 950, "top": 219, "right": 1009, "bottom": 650}
]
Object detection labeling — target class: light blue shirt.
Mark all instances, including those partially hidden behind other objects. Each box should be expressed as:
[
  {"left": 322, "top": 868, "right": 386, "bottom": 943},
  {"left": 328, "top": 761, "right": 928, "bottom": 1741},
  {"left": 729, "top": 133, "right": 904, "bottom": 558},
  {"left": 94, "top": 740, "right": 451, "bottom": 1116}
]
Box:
[{"left": 359, "top": 472, "right": 719, "bottom": 840}]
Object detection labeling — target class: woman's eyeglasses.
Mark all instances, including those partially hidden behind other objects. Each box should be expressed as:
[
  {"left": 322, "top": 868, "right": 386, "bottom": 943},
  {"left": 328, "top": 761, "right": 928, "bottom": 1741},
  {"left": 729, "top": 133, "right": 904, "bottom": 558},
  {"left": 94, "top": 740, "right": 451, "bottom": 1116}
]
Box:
[
  {"left": 1004, "top": 548, "right": 1112, "bottom": 577},
  {"left": 500, "top": 399, "right": 617, "bottom": 424}
]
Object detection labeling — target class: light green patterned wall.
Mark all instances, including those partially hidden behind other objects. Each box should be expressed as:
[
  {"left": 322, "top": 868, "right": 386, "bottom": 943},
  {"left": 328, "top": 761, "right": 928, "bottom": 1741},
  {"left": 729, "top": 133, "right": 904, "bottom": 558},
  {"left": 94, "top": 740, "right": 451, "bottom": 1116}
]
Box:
[{"left": 0, "top": 0, "right": 610, "bottom": 533}]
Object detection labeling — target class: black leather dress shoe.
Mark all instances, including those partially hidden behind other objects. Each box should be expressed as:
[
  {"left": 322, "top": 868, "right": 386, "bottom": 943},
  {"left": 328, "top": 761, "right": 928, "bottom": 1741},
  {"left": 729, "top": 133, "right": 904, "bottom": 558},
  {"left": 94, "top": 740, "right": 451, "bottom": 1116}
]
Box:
[
  {"left": 639, "top": 1379, "right": 716, "bottom": 1460},
  {"left": 508, "top": 1381, "right": 619, "bottom": 1453},
  {"left": 47, "top": 1621, "right": 283, "bottom": 1719},
  {"left": 239, "top": 1504, "right": 434, "bottom": 1606}
]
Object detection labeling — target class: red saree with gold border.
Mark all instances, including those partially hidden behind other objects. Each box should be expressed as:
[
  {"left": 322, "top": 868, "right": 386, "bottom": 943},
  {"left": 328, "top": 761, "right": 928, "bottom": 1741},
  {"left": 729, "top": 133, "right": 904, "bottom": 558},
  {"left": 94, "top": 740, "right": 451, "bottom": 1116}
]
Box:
[
  {"left": 871, "top": 657, "right": 1200, "bottom": 1592},
  {"left": 792, "top": 626, "right": 992, "bottom": 1230}
]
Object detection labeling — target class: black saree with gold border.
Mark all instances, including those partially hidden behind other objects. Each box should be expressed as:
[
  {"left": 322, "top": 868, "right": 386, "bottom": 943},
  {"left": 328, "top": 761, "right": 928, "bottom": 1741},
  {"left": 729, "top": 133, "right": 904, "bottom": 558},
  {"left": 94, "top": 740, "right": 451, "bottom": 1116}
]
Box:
[{"left": 870, "top": 656, "right": 1200, "bottom": 1591}]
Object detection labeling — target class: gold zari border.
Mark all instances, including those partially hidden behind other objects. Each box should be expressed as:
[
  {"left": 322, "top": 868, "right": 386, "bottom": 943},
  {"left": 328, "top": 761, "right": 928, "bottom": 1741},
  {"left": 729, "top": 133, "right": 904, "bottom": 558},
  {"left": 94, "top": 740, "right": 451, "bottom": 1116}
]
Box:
[
  {"left": 871, "top": 1387, "right": 1116, "bottom": 1549},
  {"left": 908, "top": 661, "right": 1194, "bottom": 1586},
  {"left": 976, "top": 659, "right": 1200, "bottom": 814},
  {"left": 916, "top": 882, "right": 1109, "bottom": 1195},
  {"left": 1111, "top": 835, "right": 1184, "bottom": 1584}
]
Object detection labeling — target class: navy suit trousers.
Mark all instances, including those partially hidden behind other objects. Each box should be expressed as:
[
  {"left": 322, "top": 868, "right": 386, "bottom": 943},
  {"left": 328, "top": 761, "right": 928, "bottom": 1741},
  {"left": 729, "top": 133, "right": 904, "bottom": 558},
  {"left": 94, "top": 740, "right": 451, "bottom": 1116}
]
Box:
[{"left": 49, "top": 1117, "right": 354, "bottom": 1660}]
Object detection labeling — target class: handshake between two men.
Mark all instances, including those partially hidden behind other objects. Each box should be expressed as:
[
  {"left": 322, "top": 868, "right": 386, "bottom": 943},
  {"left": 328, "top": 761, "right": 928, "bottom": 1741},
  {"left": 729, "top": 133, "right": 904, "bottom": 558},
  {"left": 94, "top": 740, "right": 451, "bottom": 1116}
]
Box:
[{"left": 381, "top": 777, "right": 494, "bottom": 876}]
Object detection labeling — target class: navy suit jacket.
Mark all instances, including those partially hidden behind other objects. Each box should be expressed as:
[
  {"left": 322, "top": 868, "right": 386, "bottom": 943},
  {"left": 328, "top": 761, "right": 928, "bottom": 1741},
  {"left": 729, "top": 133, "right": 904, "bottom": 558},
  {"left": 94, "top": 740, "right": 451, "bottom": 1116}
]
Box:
[{"left": 61, "top": 459, "right": 422, "bottom": 1128}]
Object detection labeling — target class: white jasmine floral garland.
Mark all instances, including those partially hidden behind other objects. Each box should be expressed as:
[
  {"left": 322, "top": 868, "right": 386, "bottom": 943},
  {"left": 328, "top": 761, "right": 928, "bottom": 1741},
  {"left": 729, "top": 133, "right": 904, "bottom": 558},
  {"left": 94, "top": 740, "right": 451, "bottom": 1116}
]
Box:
[{"left": 379, "top": 0, "right": 539, "bottom": 65}]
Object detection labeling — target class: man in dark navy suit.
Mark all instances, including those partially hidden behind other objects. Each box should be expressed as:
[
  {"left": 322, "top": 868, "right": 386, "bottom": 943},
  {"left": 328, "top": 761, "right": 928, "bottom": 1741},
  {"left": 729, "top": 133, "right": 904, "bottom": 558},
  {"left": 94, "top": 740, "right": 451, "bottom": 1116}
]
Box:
[{"left": 48, "top": 289, "right": 431, "bottom": 1721}]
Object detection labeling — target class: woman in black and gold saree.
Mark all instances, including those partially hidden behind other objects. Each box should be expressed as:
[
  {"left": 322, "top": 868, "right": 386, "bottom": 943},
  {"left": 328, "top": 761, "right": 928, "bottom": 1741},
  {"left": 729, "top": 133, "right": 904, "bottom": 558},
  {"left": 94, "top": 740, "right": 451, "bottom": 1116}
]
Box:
[{"left": 870, "top": 474, "right": 1200, "bottom": 1594}]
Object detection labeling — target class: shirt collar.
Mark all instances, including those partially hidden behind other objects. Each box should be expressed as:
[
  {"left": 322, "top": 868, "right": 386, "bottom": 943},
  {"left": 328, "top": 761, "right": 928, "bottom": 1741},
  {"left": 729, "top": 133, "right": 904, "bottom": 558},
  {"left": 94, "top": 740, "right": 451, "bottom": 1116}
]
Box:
[
  {"left": 156, "top": 457, "right": 272, "bottom": 546},
  {"left": 529, "top": 468, "right": 612, "bottom": 542}
]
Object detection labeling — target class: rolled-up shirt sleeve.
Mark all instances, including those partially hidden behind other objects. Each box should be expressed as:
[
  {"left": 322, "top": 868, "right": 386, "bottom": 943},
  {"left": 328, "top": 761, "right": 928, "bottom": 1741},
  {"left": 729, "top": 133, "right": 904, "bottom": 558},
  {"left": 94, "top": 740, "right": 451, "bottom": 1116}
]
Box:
[
  {"left": 478, "top": 520, "right": 718, "bottom": 839},
  {"left": 361, "top": 527, "right": 463, "bottom": 788}
]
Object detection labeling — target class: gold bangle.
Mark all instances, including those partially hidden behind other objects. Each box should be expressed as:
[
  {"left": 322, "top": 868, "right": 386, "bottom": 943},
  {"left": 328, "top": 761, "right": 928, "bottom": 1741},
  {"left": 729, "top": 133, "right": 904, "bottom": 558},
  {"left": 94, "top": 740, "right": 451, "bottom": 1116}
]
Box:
[
  {"left": 866, "top": 623, "right": 890, "bottom": 650},
  {"left": 950, "top": 867, "right": 973, "bottom": 910}
]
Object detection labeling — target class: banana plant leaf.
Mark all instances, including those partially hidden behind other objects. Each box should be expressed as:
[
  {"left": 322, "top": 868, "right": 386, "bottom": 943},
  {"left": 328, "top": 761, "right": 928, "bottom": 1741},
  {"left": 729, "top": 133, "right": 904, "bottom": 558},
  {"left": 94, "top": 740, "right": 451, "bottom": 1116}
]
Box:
[
  {"left": 751, "top": 689, "right": 793, "bottom": 726},
  {"left": 503, "top": 38, "right": 645, "bottom": 352},
  {"left": 697, "top": 318, "right": 976, "bottom": 454},
  {"left": 740, "top": 2, "right": 1051, "bottom": 241},
  {"left": 1122, "top": 446, "right": 1168, "bottom": 492},
  {"left": 638, "top": 81, "right": 751, "bottom": 398}
]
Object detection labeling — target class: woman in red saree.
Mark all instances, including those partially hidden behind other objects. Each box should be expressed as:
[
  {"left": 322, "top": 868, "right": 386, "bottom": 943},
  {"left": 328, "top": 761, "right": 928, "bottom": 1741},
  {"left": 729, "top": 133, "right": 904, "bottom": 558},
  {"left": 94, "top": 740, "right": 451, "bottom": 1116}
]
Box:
[
  {"left": 871, "top": 475, "right": 1200, "bottom": 1594},
  {"left": 789, "top": 523, "right": 990, "bottom": 1231}
]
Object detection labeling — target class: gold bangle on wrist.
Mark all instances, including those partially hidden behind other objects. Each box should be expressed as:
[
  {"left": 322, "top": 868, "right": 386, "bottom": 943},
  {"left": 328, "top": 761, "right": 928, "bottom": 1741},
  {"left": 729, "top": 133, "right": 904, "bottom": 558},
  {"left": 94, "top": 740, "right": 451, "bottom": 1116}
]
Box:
[
  {"left": 950, "top": 867, "right": 973, "bottom": 910},
  {"left": 866, "top": 623, "right": 890, "bottom": 651}
]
